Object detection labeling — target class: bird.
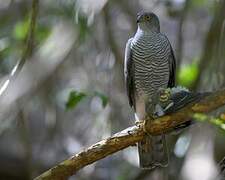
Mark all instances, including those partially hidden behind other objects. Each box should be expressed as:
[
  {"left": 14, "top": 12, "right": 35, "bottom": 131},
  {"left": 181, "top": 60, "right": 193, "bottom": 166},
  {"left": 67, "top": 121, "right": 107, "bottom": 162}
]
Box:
[
  {"left": 149, "top": 87, "right": 210, "bottom": 132},
  {"left": 147, "top": 86, "right": 206, "bottom": 118},
  {"left": 124, "top": 11, "right": 176, "bottom": 169}
]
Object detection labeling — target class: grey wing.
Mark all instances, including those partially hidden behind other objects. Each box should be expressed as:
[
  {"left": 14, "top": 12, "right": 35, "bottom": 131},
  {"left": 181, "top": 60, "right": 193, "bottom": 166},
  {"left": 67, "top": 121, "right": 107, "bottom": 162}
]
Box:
[
  {"left": 164, "top": 35, "right": 176, "bottom": 87},
  {"left": 124, "top": 38, "right": 135, "bottom": 108},
  {"left": 168, "top": 46, "right": 176, "bottom": 87}
]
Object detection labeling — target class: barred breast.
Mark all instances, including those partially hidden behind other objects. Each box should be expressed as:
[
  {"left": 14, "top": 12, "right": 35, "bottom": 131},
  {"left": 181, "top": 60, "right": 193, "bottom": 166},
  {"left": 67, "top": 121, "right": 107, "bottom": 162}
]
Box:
[{"left": 131, "top": 32, "right": 171, "bottom": 99}]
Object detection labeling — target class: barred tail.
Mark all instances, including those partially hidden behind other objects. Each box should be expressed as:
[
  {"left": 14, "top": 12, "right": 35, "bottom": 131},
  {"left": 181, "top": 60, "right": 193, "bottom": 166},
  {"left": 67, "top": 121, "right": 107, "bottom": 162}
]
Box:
[{"left": 138, "top": 134, "right": 168, "bottom": 169}]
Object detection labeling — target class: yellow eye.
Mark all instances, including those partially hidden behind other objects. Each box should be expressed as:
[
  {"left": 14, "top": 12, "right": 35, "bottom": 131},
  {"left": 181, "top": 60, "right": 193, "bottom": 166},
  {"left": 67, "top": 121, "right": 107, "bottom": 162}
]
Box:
[{"left": 145, "top": 15, "right": 150, "bottom": 21}]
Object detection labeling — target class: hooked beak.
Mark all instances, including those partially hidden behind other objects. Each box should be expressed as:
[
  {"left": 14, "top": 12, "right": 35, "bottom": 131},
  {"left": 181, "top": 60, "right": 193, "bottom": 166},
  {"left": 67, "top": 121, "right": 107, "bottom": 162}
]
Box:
[{"left": 136, "top": 15, "right": 141, "bottom": 23}]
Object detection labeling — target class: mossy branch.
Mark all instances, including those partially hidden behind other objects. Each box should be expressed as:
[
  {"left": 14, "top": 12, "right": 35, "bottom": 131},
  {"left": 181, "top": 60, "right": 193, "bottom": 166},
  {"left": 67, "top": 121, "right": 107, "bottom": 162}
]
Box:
[{"left": 34, "top": 89, "right": 225, "bottom": 180}]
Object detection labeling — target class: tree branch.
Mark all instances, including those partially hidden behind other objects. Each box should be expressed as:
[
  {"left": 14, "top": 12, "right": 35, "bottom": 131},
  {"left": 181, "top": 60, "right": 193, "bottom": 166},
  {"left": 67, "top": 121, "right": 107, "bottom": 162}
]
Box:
[
  {"left": 34, "top": 126, "right": 143, "bottom": 180},
  {"left": 0, "top": 0, "right": 39, "bottom": 97},
  {"left": 16, "top": 0, "right": 39, "bottom": 74},
  {"left": 175, "top": 0, "right": 190, "bottom": 73},
  {"left": 192, "top": 0, "right": 225, "bottom": 90},
  {"left": 34, "top": 89, "right": 225, "bottom": 180},
  {"left": 219, "top": 156, "right": 225, "bottom": 179}
]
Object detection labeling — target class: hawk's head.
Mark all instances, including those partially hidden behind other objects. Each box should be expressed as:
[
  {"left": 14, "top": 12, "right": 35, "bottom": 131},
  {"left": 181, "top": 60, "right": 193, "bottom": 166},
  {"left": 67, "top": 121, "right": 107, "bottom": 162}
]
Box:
[{"left": 136, "top": 11, "right": 160, "bottom": 32}]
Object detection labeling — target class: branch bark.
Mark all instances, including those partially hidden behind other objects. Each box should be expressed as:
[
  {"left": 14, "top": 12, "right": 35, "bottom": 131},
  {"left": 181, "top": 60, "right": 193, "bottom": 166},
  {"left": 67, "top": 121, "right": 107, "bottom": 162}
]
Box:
[{"left": 34, "top": 89, "right": 225, "bottom": 180}]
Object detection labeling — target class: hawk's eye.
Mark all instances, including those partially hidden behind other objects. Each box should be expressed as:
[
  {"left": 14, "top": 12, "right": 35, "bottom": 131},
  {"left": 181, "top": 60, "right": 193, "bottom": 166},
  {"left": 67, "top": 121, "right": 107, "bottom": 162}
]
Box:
[{"left": 145, "top": 15, "right": 151, "bottom": 21}]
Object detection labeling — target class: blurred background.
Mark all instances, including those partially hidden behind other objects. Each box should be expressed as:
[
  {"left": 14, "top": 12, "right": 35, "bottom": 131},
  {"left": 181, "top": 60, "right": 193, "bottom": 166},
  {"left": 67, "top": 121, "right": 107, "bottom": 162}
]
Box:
[{"left": 0, "top": 0, "right": 225, "bottom": 179}]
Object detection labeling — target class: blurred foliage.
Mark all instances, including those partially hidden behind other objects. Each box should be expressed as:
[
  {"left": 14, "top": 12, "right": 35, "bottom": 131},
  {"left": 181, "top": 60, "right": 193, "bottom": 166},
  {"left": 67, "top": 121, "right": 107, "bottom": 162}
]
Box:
[
  {"left": 94, "top": 91, "right": 109, "bottom": 108},
  {"left": 13, "top": 17, "right": 50, "bottom": 42},
  {"left": 77, "top": 15, "right": 91, "bottom": 43},
  {"left": 190, "top": 0, "right": 208, "bottom": 8},
  {"left": 66, "top": 91, "right": 87, "bottom": 110},
  {"left": 178, "top": 62, "right": 199, "bottom": 88},
  {"left": 194, "top": 113, "right": 225, "bottom": 131},
  {"left": 66, "top": 90, "right": 108, "bottom": 110},
  {"left": 0, "top": 15, "right": 50, "bottom": 73},
  {"left": 13, "top": 20, "right": 29, "bottom": 40}
]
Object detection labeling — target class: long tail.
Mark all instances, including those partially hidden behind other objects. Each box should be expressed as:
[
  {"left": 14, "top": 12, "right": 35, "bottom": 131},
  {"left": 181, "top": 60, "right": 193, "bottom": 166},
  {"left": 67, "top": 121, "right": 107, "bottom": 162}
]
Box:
[{"left": 138, "top": 134, "right": 168, "bottom": 169}]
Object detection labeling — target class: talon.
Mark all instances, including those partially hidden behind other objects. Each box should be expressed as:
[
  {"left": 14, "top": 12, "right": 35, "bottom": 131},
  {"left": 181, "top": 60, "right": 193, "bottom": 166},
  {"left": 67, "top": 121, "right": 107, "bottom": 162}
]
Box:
[{"left": 135, "top": 120, "right": 143, "bottom": 127}]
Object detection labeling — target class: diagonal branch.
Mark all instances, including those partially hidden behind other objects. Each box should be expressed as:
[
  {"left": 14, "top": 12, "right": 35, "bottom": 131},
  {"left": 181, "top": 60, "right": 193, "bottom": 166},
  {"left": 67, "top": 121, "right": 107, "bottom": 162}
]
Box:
[
  {"left": 35, "top": 126, "right": 143, "bottom": 180},
  {"left": 34, "top": 89, "right": 225, "bottom": 180},
  {"left": 17, "top": 0, "right": 39, "bottom": 72},
  {"left": 0, "top": 0, "right": 39, "bottom": 97}
]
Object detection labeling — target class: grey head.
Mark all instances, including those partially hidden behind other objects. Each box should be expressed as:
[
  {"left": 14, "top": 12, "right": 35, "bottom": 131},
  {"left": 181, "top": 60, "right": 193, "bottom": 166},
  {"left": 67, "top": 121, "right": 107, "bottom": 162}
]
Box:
[{"left": 136, "top": 11, "right": 160, "bottom": 33}]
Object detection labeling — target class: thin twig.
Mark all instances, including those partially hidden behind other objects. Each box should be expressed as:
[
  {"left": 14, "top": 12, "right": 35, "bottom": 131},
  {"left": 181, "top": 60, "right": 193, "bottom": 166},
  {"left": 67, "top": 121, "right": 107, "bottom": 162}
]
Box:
[
  {"left": 16, "top": 1, "right": 39, "bottom": 179},
  {"left": 14, "top": 0, "right": 39, "bottom": 76},
  {"left": 219, "top": 156, "right": 225, "bottom": 179},
  {"left": 0, "top": 0, "right": 39, "bottom": 97}
]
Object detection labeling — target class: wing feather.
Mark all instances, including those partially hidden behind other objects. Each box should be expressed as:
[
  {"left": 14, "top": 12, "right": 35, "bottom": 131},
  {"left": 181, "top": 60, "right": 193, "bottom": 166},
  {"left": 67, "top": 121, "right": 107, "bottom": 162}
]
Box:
[
  {"left": 167, "top": 38, "right": 176, "bottom": 87},
  {"left": 124, "top": 38, "right": 135, "bottom": 107}
]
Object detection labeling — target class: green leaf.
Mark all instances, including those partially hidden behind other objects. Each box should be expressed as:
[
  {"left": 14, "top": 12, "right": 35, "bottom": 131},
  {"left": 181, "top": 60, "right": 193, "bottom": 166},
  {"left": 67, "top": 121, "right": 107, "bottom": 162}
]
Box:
[
  {"left": 13, "top": 20, "right": 29, "bottom": 40},
  {"left": 77, "top": 15, "right": 91, "bottom": 43},
  {"left": 94, "top": 91, "right": 108, "bottom": 108},
  {"left": 193, "top": 113, "right": 207, "bottom": 122},
  {"left": 36, "top": 26, "right": 51, "bottom": 42},
  {"left": 178, "top": 62, "right": 199, "bottom": 88},
  {"left": 66, "top": 91, "right": 87, "bottom": 110},
  {"left": 191, "top": 0, "right": 208, "bottom": 8},
  {"left": 194, "top": 113, "right": 225, "bottom": 132},
  {"left": 13, "top": 18, "right": 50, "bottom": 43}
]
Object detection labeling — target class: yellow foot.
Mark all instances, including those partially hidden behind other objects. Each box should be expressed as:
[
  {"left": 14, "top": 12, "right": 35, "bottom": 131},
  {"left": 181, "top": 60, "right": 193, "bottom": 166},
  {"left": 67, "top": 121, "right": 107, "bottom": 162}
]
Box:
[
  {"left": 135, "top": 120, "right": 144, "bottom": 127},
  {"left": 135, "top": 120, "right": 143, "bottom": 127}
]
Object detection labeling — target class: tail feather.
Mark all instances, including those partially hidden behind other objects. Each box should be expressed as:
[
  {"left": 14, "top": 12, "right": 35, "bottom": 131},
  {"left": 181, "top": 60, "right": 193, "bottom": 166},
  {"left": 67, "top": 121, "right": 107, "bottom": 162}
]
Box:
[{"left": 138, "top": 134, "right": 168, "bottom": 169}]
